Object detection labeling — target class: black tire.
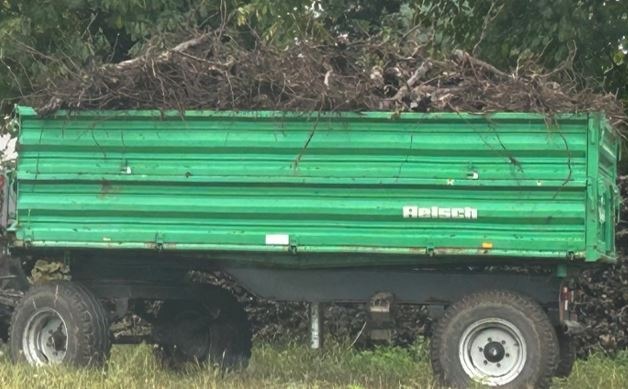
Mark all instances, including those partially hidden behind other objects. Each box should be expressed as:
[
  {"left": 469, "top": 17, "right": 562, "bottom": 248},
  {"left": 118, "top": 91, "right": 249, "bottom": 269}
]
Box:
[
  {"left": 555, "top": 329, "right": 576, "bottom": 378},
  {"left": 152, "top": 286, "right": 252, "bottom": 370},
  {"left": 0, "top": 304, "right": 12, "bottom": 342},
  {"left": 431, "top": 290, "right": 559, "bottom": 388},
  {"left": 9, "top": 281, "right": 111, "bottom": 367}
]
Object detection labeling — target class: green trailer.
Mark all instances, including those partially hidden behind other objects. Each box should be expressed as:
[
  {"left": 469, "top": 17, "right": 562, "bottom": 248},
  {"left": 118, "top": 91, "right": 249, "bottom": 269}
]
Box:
[{"left": 0, "top": 106, "right": 621, "bottom": 387}]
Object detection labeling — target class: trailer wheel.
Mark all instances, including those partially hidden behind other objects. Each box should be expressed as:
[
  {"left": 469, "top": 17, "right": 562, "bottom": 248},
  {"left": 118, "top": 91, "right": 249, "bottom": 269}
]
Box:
[
  {"left": 555, "top": 329, "right": 576, "bottom": 377},
  {"left": 0, "top": 305, "right": 11, "bottom": 342},
  {"left": 9, "top": 281, "right": 111, "bottom": 367},
  {"left": 431, "top": 290, "right": 558, "bottom": 388},
  {"left": 152, "top": 286, "right": 251, "bottom": 370}
]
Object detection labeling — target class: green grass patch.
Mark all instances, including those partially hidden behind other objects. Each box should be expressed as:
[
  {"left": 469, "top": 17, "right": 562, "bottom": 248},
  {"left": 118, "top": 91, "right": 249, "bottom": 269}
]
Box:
[{"left": 0, "top": 341, "right": 625, "bottom": 388}]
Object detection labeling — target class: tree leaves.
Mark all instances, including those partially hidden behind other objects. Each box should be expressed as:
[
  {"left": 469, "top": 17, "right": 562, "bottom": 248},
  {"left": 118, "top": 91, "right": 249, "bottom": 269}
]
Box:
[{"left": 0, "top": 0, "right": 626, "bottom": 105}]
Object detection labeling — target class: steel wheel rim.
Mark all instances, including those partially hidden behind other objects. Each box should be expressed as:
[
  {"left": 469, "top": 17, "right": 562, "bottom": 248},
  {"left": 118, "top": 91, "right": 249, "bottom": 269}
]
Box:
[
  {"left": 459, "top": 317, "right": 527, "bottom": 386},
  {"left": 22, "top": 308, "right": 68, "bottom": 365}
]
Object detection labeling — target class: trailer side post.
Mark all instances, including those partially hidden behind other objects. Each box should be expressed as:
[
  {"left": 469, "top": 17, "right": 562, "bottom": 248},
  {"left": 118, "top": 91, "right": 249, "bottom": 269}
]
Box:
[{"left": 310, "top": 302, "right": 323, "bottom": 349}]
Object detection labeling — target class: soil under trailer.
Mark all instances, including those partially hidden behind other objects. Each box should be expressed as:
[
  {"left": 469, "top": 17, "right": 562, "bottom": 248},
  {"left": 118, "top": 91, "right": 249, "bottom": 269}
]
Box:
[{"left": 0, "top": 106, "right": 620, "bottom": 388}]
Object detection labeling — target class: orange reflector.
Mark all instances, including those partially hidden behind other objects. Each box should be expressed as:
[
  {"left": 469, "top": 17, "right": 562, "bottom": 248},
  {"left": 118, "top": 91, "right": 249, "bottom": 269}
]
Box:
[{"left": 481, "top": 242, "right": 493, "bottom": 249}]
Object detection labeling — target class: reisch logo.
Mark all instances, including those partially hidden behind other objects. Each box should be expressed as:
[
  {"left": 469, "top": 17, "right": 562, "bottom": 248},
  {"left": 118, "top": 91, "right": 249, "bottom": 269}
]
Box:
[{"left": 403, "top": 206, "right": 478, "bottom": 219}]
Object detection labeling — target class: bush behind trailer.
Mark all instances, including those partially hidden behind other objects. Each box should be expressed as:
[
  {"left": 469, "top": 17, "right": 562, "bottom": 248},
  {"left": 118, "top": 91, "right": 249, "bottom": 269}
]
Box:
[{"left": 0, "top": 106, "right": 620, "bottom": 387}]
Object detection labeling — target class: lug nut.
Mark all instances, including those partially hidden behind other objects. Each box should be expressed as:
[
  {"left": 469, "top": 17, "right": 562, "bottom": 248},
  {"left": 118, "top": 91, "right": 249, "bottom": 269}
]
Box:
[{"left": 483, "top": 360, "right": 488, "bottom": 365}]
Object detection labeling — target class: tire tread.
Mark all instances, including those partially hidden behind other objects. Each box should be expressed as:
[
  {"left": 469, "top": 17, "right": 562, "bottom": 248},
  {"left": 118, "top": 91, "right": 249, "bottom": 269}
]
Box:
[
  {"left": 430, "top": 289, "right": 559, "bottom": 388},
  {"left": 9, "top": 281, "right": 110, "bottom": 367}
]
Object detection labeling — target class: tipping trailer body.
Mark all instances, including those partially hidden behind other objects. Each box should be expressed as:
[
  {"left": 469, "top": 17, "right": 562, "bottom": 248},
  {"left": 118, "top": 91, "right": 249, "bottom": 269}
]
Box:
[
  {"left": 6, "top": 106, "right": 620, "bottom": 266},
  {"left": 1, "top": 106, "right": 621, "bottom": 384}
]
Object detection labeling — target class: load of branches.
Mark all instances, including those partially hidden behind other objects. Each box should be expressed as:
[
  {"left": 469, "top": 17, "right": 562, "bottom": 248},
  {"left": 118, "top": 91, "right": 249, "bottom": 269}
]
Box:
[{"left": 22, "top": 28, "right": 626, "bottom": 134}]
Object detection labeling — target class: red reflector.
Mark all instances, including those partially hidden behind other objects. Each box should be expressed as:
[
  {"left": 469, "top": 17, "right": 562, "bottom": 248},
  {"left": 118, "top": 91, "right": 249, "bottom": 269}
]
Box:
[{"left": 560, "top": 286, "right": 574, "bottom": 303}]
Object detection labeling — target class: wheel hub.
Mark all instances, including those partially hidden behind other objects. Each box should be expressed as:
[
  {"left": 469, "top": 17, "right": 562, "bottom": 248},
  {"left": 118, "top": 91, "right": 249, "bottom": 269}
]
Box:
[
  {"left": 23, "top": 308, "right": 68, "bottom": 365},
  {"left": 483, "top": 341, "right": 505, "bottom": 362},
  {"left": 459, "top": 318, "right": 527, "bottom": 386}
]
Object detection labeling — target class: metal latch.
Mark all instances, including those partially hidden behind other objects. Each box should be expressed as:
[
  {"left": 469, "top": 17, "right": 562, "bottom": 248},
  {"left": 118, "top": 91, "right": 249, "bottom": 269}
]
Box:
[{"left": 154, "top": 233, "right": 164, "bottom": 251}]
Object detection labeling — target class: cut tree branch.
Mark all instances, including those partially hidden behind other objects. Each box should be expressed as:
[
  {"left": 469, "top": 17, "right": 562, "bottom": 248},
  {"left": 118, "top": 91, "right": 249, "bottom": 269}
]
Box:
[{"left": 111, "top": 33, "right": 211, "bottom": 71}]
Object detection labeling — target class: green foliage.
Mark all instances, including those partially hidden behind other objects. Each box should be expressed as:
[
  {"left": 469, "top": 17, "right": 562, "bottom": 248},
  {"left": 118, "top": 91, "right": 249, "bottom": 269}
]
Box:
[
  {"left": 0, "top": 0, "right": 205, "bottom": 100},
  {"left": 0, "top": 0, "right": 626, "bottom": 105},
  {"left": 0, "top": 0, "right": 325, "bottom": 103},
  {"left": 315, "top": 0, "right": 627, "bottom": 100},
  {"left": 314, "top": 0, "right": 628, "bottom": 100},
  {"left": 410, "top": 0, "right": 628, "bottom": 98}
]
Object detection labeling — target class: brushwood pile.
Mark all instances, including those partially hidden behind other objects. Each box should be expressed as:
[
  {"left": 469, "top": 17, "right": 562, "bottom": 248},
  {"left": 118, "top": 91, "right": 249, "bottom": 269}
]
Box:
[
  {"left": 27, "top": 30, "right": 626, "bottom": 125},
  {"left": 21, "top": 29, "right": 628, "bottom": 356}
]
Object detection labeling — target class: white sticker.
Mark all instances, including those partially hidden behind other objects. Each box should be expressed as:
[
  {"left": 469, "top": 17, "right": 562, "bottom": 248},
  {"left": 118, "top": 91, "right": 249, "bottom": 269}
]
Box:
[{"left": 265, "top": 234, "right": 290, "bottom": 245}]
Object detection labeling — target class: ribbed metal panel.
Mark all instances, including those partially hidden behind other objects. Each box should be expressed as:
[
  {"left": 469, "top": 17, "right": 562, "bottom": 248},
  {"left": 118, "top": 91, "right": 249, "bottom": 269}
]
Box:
[{"left": 11, "top": 107, "right": 619, "bottom": 263}]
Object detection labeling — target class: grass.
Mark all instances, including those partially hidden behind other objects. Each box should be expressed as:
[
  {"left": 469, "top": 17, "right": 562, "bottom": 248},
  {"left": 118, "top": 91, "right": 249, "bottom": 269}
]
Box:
[{"left": 0, "top": 340, "right": 625, "bottom": 388}]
